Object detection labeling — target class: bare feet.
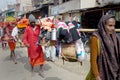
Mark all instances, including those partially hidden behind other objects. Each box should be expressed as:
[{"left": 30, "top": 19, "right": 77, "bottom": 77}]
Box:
[
  {"left": 14, "top": 61, "right": 17, "bottom": 64},
  {"left": 39, "top": 71, "right": 45, "bottom": 78}
]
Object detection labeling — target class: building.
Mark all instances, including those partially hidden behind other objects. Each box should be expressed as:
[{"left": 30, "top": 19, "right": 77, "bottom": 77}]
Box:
[
  {"left": 23, "top": 0, "right": 54, "bottom": 18},
  {"left": 51, "top": 0, "right": 120, "bottom": 28},
  {"left": 16, "top": 0, "right": 34, "bottom": 15},
  {"left": 51, "top": 0, "right": 98, "bottom": 20}
]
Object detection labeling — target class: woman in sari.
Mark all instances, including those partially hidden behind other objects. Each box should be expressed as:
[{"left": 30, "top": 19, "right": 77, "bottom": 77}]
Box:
[{"left": 89, "top": 14, "right": 120, "bottom": 80}]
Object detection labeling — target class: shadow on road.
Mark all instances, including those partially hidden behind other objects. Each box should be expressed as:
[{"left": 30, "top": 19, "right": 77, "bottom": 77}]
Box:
[
  {"left": 16, "top": 50, "right": 24, "bottom": 58},
  {"left": 17, "top": 56, "right": 28, "bottom": 64},
  {"left": 45, "top": 77, "right": 61, "bottom": 80},
  {"left": 23, "top": 61, "right": 52, "bottom": 73},
  {"left": 4, "top": 56, "right": 11, "bottom": 61},
  {"left": 3, "top": 48, "right": 52, "bottom": 74}
]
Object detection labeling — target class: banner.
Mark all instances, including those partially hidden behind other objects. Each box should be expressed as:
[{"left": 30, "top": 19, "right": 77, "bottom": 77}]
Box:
[{"left": 5, "top": 16, "right": 16, "bottom": 22}]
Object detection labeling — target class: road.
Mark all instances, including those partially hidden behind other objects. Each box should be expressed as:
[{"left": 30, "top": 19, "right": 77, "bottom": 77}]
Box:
[{"left": 0, "top": 43, "right": 90, "bottom": 80}]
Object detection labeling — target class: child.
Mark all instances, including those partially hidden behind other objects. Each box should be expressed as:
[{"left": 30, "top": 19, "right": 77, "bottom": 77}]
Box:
[{"left": 8, "top": 29, "right": 17, "bottom": 64}]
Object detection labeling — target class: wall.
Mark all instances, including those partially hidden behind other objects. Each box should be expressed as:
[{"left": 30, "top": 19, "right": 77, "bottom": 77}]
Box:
[
  {"left": 50, "top": 0, "right": 98, "bottom": 21},
  {"left": 51, "top": 0, "right": 99, "bottom": 16},
  {"left": 51, "top": 0, "right": 80, "bottom": 15},
  {"left": 80, "top": 0, "right": 97, "bottom": 9},
  {"left": 16, "top": 0, "right": 33, "bottom": 14}
]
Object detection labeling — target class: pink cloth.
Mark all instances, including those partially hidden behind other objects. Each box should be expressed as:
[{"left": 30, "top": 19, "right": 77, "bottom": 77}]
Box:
[
  {"left": 58, "top": 22, "right": 68, "bottom": 29},
  {"left": 23, "top": 26, "right": 42, "bottom": 58}
]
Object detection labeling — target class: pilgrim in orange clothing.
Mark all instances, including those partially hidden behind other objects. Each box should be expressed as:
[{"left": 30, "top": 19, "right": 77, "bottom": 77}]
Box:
[
  {"left": 8, "top": 28, "right": 17, "bottom": 64},
  {"left": 23, "top": 14, "right": 45, "bottom": 78},
  {"left": 8, "top": 36, "right": 16, "bottom": 51}
]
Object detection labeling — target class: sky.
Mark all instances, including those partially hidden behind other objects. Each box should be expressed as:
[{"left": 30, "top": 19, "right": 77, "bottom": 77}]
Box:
[{"left": 0, "top": 0, "right": 16, "bottom": 11}]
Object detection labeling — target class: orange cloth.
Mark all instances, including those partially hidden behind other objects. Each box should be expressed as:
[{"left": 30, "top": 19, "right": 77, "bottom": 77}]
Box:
[
  {"left": 8, "top": 41, "right": 16, "bottom": 51},
  {"left": 17, "top": 18, "right": 29, "bottom": 28},
  {"left": 23, "top": 26, "right": 46, "bottom": 66},
  {"left": 30, "top": 51, "right": 46, "bottom": 66},
  {"left": 90, "top": 36, "right": 100, "bottom": 77}
]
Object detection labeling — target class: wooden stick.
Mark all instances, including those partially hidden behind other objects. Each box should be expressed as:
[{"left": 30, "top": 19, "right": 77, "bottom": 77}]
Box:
[{"left": 78, "top": 29, "right": 120, "bottom": 32}]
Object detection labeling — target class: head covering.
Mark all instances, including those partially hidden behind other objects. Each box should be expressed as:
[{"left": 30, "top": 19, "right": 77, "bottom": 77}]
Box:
[
  {"left": 93, "top": 14, "right": 120, "bottom": 80},
  {"left": 98, "top": 14, "right": 115, "bottom": 33},
  {"left": 28, "top": 14, "right": 36, "bottom": 23}
]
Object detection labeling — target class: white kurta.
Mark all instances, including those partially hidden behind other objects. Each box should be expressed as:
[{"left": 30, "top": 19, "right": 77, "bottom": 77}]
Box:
[{"left": 11, "top": 27, "right": 18, "bottom": 41}]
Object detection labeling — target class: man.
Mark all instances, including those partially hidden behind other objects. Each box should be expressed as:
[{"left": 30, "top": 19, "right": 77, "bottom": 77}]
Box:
[
  {"left": 23, "top": 14, "right": 46, "bottom": 78},
  {"left": 11, "top": 25, "right": 18, "bottom": 42}
]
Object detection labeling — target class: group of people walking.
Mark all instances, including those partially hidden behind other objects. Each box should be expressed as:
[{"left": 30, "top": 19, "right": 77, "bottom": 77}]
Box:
[
  {"left": 0, "top": 21, "right": 17, "bottom": 64},
  {"left": 0, "top": 13, "right": 120, "bottom": 80},
  {"left": 0, "top": 15, "right": 46, "bottom": 77}
]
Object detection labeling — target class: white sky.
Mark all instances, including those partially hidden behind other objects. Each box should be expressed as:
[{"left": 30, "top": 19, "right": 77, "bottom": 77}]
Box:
[{"left": 0, "top": 0, "right": 16, "bottom": 10}]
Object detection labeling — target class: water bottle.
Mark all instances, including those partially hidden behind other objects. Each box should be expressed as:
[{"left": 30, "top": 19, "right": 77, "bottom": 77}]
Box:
[{"left": 51, "top": 28, "right": 56, "bottom": 40}]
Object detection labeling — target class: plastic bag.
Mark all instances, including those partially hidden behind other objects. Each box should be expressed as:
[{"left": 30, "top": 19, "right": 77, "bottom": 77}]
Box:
[
  {"left": 75, "top": 39, "right": 86, "bottom": 61},
  {"left": 77, "top": 50, "right": 86, "bottom": 61}
]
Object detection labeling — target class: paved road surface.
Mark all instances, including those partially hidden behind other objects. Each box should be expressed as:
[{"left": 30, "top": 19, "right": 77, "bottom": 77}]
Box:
[{"left": 0, "top": 43, "right": 90, "bottom": 80}]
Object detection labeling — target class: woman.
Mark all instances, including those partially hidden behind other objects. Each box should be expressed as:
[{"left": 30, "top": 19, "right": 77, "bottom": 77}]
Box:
[{"left": 89, "top": 14, "right": 120, "bottom": 80}]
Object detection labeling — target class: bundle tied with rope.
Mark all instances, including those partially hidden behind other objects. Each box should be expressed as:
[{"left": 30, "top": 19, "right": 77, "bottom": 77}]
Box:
[{"left": 61, "top": 43, "right": 77, "bottom": 62}]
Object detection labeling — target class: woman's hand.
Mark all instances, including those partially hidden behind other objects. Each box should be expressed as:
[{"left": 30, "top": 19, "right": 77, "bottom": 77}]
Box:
[{"left": 95, "top": 76, "right": 102, "bottom": 80}]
